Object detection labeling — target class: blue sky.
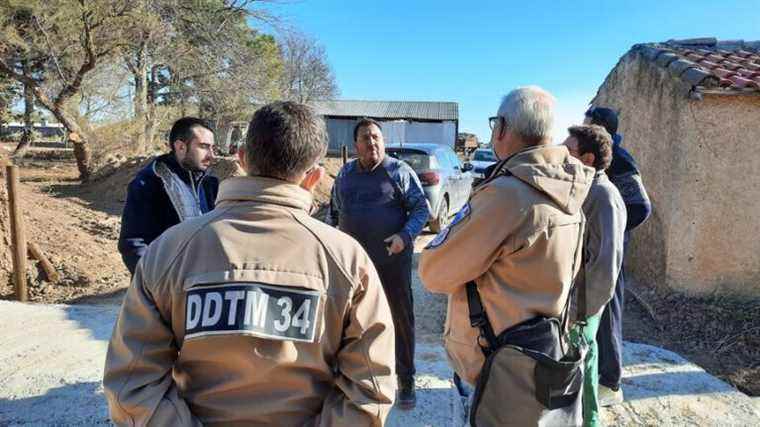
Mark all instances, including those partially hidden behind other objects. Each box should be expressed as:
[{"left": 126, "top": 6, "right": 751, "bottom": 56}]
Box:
[{"left": 269, "top": 1, "right": 759, "bottom": 143}]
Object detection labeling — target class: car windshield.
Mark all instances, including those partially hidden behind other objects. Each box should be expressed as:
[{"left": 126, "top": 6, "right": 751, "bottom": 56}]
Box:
[
  {"left": 473, "top": 150, "right": 497, "bottom": 162},
  {"left": 387, "top": 150, "right": 433, "bottom": 171}
]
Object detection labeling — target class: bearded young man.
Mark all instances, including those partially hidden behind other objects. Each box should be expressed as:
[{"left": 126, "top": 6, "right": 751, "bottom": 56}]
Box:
[{"left": 118, "top": 117, "right": 219, "bottom": 274}]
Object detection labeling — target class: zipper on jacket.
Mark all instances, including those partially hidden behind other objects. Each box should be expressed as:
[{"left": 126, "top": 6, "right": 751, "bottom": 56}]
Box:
[{"left": 189, "top": 170, "right": 200, "bottom": 205}]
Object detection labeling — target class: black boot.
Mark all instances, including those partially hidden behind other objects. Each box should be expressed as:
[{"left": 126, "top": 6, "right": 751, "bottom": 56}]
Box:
[{"left": 397, "top": 376, "right": 416, "bottom": 410}]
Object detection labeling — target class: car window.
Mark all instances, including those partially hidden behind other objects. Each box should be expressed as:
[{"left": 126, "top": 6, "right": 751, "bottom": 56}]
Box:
[
  {"left": 434, "top": 149, "right": 451, "bottom": 169},
  {"left": 473, "top": 150, "right": 497, "bottom": 162},
  {"left": 388, "top": 150, "right": 432, "bottom": 171},
  {"left": 447, "top": 150, "right": 461, "bottom": 169}
]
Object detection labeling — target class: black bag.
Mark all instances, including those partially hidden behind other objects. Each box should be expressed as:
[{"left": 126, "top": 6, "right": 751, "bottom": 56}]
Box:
[{"left": 466, "top": 281, "right": 586, "bottom": 427}]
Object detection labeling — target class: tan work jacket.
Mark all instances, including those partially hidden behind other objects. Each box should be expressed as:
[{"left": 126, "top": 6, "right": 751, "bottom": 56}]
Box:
[
  {"left": 419, "top": 145, "right": 594, "bottom": 385},
  {"left": 104, "top": 176, "right": 396, "bottom": 426}
]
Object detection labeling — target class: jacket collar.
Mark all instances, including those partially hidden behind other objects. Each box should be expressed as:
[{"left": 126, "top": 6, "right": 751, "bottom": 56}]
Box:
[
  {"left": 215, "top": 176, "right": 313, "bottom": 212},
  {"left": 157, "top": 153, "right": 207, "bottom": 187}
]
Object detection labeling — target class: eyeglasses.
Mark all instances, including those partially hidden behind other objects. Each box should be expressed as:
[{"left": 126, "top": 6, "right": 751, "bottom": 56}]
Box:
[{"left": 488, "top": 116, "right": 504, "bottom": 131}]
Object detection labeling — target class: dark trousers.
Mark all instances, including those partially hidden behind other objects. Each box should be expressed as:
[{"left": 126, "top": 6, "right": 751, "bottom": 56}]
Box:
[
  {"left": 597, "top": 258, "right": 625, "bottom": 390},
  {"left": 376, "top": 252, "right": 416, "bottom": 378}
]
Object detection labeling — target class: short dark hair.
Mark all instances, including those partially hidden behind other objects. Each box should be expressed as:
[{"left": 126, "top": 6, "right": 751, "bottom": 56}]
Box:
[
  {"left": 169, "top": 117, "right": 212, "bottom": 151},
  {"left": 353, "top": 117, "right": 382, "bottom": 142},
  {"left": 245, "top": 101, "right": 327, "bottom": 181},
  {"left": 584, "top": 107, "right": 618, "bottom": 136},
  {"left": 568, "top": 124, "right": 613, "bottom": 171}
]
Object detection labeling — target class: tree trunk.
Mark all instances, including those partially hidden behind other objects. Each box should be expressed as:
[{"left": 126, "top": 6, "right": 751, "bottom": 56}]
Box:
[
  {"left": 12, "top": 60, "right": 34, "bottom": 159},
  {"left": 46, "top": 106, "right": 92, "bottom": 181},
  {"left": 72, "top": 140, "right": 92, "bottom": 181},
  {"left": 131, "top": 42, "right": 150, "bottom": 153}
]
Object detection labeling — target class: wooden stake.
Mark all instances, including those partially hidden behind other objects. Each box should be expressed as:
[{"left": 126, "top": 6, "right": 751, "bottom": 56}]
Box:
[
  {"left": 6, "top": 165, "right": 27, "bottom": 302},
  {"left": 341, "top": 145, "right": 348, "bottom": 165},
  {"left": 28, "top": 241, "right": 60, "bottom": 283}
]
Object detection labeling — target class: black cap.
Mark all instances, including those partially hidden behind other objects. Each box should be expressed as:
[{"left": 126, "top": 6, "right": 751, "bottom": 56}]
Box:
[{"left": 585, "top": 107, "right": 618, "bottom": 136}]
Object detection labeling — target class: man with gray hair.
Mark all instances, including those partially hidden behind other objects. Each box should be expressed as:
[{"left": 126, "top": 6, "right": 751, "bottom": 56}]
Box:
[
  {"left": 420, "top": 86, "right": 594, "bottom": 424},
  {"left": 104, "top": 101, "right": 396, "bottom": 426}
]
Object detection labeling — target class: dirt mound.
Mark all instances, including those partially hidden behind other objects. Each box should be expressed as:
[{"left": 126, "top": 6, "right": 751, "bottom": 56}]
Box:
[
  {"left": 83, "top": 155, "right": 246, "bottom": 204},
  {"left": 0, "top": 159, "right": 131, "bottom": 303}
]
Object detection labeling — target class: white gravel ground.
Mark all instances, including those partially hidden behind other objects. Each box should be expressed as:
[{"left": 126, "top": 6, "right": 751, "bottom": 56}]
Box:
[{"left": 0, "top": 234, "right": 758, "bottom": 425}]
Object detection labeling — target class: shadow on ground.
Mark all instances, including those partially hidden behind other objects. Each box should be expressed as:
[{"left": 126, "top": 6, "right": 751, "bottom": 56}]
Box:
[{"left": 0, "top": 382, "right": 110, "bottom": 425}]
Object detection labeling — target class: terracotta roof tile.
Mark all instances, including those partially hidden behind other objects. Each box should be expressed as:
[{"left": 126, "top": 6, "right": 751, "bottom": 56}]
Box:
[
  {"left": 721, "top": 61, "right": 743, "bottom": 70},
  {"left": 634, "top": 38, "right": 760, "bottom": 93},
  {"left": 728, "top": 75, "right": 760, "bottom": 89},
  {"left": 736, "top": 68, "right": 760, "bottom": 78},
  {"left": 685, "top": 52, "right": 704, "bottom": 62},
  {"left": 698, "top": 59, "right": 720, "bottom": 68},
  {"left": 713, "top": 68, "right": 737, "bottom": 79}
]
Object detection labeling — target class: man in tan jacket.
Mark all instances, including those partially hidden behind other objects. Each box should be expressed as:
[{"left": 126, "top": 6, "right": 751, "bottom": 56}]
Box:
[
  {"left": 103, "top": 102, "right": 396, "bottom": 426},
  {"left": 419, "top": 86, "right": 594, "bottom": 387}
]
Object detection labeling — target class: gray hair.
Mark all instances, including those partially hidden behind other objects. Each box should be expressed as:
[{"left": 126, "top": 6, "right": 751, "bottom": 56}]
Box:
[
  {"left": 245, "top": 101, "right": 327, "bottom": 181},
  {"left": 497, "top": 86, "right": 555, "bottom": 144}
]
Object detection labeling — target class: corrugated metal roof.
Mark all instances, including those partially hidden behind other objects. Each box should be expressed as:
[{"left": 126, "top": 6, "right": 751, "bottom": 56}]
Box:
[{"left": 311, "top": 100, "right": 458, "bottom": 121}]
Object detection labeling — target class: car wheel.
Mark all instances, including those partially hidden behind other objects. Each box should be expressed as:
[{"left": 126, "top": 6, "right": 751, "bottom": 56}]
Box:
[{"left": 429, "top": 197, "right": 449, "bottom": 233}]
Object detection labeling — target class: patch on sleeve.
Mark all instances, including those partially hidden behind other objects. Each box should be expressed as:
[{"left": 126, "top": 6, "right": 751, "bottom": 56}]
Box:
[
  {"left": 184, "top": 283, "right": 321, "bottom": 343},
  {"left": 425, "top": 203, "right": 471, "bottom": 249}
]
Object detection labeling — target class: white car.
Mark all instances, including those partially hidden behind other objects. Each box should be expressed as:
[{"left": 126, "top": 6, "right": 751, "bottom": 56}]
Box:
[{"left": 467, "top": 148, "right": 498, "bottom": 185}]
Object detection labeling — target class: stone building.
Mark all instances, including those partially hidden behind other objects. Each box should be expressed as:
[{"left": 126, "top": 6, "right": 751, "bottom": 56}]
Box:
[{"left": 592, "top": 37, "right": 760, "bottom": 295}]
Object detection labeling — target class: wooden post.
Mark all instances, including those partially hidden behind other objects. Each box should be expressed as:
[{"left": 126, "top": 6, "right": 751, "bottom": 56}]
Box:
[
  {"left": 6, "top": 165, "right": 27, "bottom": 302},
  {"left": 28, "top": 242, "right": 60, "bottom": 283},
  {"left": 341, "top": 145, "right": 348, "bottom": 165}
]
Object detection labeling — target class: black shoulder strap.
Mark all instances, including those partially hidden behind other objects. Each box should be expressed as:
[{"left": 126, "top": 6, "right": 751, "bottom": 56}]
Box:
[
  {"left": 476, "top": 157, "right": 511, "bottom": 188},
  {"left": 466, "top": 281, "right": 498, "bottom": 355}
]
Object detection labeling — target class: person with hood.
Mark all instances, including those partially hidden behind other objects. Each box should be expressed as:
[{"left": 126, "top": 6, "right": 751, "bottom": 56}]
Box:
[
  {"left": 419, "top": 87, "right": 594, "bottom": 418},
  {"left": 118, "top": 117, "right": 219, "bottom": 275},
  {"left": 584, "top": 107, "right": 652, "bottom": 406}
]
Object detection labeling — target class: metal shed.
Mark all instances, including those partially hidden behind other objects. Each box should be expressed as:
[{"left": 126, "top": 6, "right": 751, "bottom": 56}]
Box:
[{"left": 311, "top": 100, "right": 459, "bottom": 154}]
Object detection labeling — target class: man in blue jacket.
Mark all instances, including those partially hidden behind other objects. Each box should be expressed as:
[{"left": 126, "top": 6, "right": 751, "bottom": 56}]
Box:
[
  {"left": 329, "top": 118, "right": 430, "bottom": 410},
  {"left": 118, "top": 117, "right": 219, "bottom": 275},
  {"left": 585, "top": 107, "right": 652, "bottom": 406}
]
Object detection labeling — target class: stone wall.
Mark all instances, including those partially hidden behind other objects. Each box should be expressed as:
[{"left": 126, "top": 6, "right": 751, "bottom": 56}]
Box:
[{"left": 592, "top": 51, "right": 760, "bottom": 295}]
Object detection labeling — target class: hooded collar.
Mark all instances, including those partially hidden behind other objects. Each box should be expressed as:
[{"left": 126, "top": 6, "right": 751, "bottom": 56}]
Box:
[
  {"left": 504, "top": 144, "right": 594, "bottom": 215},
  {"left": 612, "top": 133, "right": 623, "bottom": 147},
  {"left": 157, "top": 153, "right": 207, "bottom": 188},
  {"left": 215, "top": 176, "right": 313, "bottom": 212}
]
